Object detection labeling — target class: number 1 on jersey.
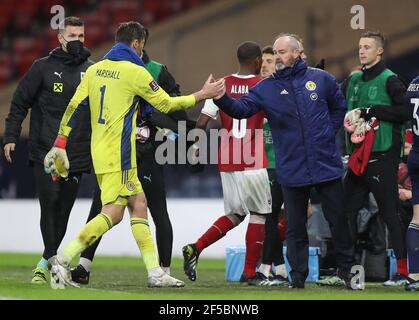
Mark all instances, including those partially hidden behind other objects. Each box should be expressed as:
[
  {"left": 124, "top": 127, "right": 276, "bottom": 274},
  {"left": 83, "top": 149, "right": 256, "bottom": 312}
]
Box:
[{"left": 98, "top": 85, "right": 106, "bottom": 124}]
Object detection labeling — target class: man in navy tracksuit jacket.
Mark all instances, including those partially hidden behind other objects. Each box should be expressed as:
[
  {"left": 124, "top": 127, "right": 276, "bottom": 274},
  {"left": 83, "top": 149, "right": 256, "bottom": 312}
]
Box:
[{"left": 214, "top": 34, "right": 358, "bottom": 289}]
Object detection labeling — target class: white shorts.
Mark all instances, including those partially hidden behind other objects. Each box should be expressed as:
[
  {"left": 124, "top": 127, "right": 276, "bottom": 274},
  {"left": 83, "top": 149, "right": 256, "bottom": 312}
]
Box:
[{"left": 220, "top": 169, "right": 272, "bottom": 216}]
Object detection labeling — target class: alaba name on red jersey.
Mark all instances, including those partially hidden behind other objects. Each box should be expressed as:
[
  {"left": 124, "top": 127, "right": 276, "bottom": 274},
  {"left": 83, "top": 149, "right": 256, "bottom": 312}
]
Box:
[{"left": 218, "top": 74, "right": 267, "bottom": 172}]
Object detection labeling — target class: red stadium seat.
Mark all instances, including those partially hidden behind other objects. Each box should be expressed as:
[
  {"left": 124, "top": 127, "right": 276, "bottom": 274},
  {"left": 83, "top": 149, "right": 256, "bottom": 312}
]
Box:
[
  {"left": 13, "top": 14, "right": 34, "bottom": 33},
  {"left": 143, "top": 0, "right": 171, "bottom": 22},
  {"left": 0, "top": 0, "right": 215, "bottom": 87},
  {"left": 41, "top": 0, "right": 65, "bottom": 18},
  {"left": 82, "top": 12, "right": 109, "bottom": 28},
  {"left": 16, "top": 0, "right": 40, "bottom": 18},
  {"left": 13, "top": 37, "right": 35, "bottom": 53},
  {"left": 0, "top": 18, "right": 9, "bottom": 34},
  {"left": 111, "top": 10, "right": 142, "bottom": 32},
  {"left": 0, "top": 1, "right": 14, "bottom": 18},
  {"left": 184, "top": 0, "right": 206, "bottom": 9},
  {"left": 0, "top": 68, "right": 12, "bottom": 87},
  {"left": 45, "top": 28, "right": 60, "bottom": 52},
  {"left": 15, "top": 51, "right": 41, "bottom": 77},
  {"left": 0, "top": 52, "right": 13, "bottom": 86},
  {"left": 108, "top": 0, "right": 142, "bottom": 13},
  {"left": 84, "top": 24, "right": 108, "bottom": 48}
]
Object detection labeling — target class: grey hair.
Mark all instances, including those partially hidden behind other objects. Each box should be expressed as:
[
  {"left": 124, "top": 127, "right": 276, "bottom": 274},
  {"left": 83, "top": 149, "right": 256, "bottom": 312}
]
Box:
[{"left": 275, "top": 33, "right": 302, "bottom": 50}]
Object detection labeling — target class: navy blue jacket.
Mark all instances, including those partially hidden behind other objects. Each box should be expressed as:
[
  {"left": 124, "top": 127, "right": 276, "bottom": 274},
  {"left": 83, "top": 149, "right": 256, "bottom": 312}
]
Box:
[
  {"left": 407, "top": 75, "right": 419, "bottom": 154},
  {"left": 214, "top": 59, "right": 346, "bottom": 187}
]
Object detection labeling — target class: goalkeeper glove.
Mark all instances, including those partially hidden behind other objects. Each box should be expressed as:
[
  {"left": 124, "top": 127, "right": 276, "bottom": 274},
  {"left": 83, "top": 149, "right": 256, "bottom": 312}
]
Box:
[
  {"left": 358, "top": 107, "right": 374, "bottom": 121},
  {"left": 343, "top": 109, "right": 361, "bottom": 133},
  {"left": 315, "top": 58, "right": 326, "bottom": 70},
  {"left": 44, "top": 135, "right": 69, "bottom": 182},
  {"left": 350, "top": 119, "right": 366, "bottom": 144}
]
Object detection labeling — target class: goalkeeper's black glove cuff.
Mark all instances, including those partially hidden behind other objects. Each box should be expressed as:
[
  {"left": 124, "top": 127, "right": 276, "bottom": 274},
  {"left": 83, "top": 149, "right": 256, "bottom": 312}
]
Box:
[
  {"left": 315, "top": 59, "right": 326, "bottom": 70},
  {"left": 359, "top": 107, "right": 375, "bottom": 121}
]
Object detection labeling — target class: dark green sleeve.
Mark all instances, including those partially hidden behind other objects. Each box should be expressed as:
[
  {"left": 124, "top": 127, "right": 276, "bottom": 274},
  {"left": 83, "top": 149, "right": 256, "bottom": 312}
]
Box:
[{"left": 157, "top": 65, "right": 181, "bottom": 97}]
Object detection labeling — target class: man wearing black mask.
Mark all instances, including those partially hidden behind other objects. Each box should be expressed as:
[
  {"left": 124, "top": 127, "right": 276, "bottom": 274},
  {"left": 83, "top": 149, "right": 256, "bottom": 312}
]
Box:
[{"left": 3, "top": 17, "right": 93, "bottom": 284}]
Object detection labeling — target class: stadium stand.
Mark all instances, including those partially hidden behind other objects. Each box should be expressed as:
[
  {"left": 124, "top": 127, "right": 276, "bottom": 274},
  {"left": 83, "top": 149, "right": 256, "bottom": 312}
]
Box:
[
  {"left": 1, "top": 0, "right": 419, "bottom": 199},
  {"left": 0, "top": 0, "right": 215, "bottom": 87}
]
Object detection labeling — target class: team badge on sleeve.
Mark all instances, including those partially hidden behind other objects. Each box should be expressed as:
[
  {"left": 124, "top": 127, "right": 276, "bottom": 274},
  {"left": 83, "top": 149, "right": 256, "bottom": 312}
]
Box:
[
  {"left": 126, "top": 181, "right": 135, "bottom": 191},
  {"left": 149, "top": 80, "right": 160, "bottom": 92},
  {"left": 305, "top": 81, "right": 316, "bottom": 91},
  {"left": 310, "top": 93, "right": 318, "bottom": 101}
]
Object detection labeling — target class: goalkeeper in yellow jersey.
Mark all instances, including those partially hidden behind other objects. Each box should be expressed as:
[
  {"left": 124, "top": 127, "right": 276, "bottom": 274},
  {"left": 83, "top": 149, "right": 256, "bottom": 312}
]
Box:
[{"left": 43, "top": 21, "right": 225, "bottom": 289}]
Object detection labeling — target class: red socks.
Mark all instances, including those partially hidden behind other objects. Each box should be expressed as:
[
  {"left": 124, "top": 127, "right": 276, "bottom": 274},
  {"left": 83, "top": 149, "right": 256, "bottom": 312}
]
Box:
[
  {"left": 196, "top": 216, "right": 235, "bottom": 254},
  {"left": 243, "top": 223, "right": 265, "bottom": 278},
  {"left": 397, "top": 258, "right": 408, "bottom": 277},
  {"left": 195, "top": 216, "right": 265, "bottom": 279}
]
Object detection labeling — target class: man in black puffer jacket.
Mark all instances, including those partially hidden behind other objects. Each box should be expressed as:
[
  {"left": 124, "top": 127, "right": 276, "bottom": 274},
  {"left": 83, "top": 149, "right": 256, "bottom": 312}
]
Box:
[{"left": 3, "top": 17, "right": 93, "bottom": 284}]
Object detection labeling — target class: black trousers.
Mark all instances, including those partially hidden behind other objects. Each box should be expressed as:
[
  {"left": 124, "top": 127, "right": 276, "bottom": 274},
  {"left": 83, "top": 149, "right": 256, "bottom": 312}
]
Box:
[
  {"left": 344, "top": 155, "right": 406, "bottom": 260},
  {"left": 81, "top": 145, "right": 173, "bottom": 267},
  {"left": 261, "top": 169, "right": 285, "bottom": 266},
  {"left": 33, "top": 163, "right": 81, "bottom": 260},
  {"left": 282, "top": 178, "right": 356, "bottom": 281}
]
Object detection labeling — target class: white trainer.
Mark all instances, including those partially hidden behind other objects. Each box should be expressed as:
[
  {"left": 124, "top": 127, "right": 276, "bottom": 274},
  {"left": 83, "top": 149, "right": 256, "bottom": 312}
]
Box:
[{"left": 148, "top": 273, "right": 185, "bottom": 288}]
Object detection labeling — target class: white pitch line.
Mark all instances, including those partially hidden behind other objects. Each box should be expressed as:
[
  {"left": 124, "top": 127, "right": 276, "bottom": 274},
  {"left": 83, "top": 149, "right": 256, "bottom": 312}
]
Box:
[{"left": 0, "top": 296, "right": 22, "bottom": 300}]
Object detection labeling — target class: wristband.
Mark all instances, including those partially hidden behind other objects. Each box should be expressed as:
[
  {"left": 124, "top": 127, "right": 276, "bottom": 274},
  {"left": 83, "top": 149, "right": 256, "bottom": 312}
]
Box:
[{"left": 54, "top": 135, "right": 67, "bottom": 149}]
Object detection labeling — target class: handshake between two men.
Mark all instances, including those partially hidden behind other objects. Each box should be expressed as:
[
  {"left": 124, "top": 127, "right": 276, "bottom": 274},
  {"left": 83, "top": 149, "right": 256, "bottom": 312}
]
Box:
[{"left": 43, "top": 74, "right": 226, "bottom": 181}]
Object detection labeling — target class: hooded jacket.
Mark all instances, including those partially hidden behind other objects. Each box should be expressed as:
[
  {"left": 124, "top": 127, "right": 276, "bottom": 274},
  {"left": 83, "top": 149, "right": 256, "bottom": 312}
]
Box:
[
  {"left": 214, "top": 58, "right": 347, "bottom": 187},
  {"left": 4, "top": 47, "right": 94, "bottom": 173}
]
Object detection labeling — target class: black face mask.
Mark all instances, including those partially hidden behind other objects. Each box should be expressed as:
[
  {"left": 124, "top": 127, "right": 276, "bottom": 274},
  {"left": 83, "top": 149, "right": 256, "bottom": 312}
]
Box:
[{"left": 65, "top": 40, "right": 84, "bottom": 56}]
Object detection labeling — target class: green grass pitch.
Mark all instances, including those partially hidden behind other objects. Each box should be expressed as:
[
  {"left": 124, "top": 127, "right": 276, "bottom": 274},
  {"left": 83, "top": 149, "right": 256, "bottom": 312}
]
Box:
[{"left": 0, "top": 252, "right": 418, "bottom": 300}]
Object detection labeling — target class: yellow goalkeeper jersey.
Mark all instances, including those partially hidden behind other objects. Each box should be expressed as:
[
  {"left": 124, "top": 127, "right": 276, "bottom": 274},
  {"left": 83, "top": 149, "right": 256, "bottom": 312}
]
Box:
[{"left": 59, "top": 59, "right": 195, "bottom": 174}]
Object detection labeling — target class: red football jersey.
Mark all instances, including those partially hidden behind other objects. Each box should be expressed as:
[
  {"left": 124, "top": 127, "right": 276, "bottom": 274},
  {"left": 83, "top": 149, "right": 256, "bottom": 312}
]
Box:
[{"left": 202, "top": 74, "right": 267, "bottom": 172}]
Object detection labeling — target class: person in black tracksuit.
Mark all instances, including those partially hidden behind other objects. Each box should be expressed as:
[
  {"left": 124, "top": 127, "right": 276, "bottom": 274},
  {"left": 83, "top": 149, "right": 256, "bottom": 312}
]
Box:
[
  {"left": 342, "top": 32, "right": 411, "bottom": 286},
  {"left": 71, "top": 42, "right": 195, "bottom": 283},
  {"left": 2, "top": 17, "right": 93, "bottom": 283}
]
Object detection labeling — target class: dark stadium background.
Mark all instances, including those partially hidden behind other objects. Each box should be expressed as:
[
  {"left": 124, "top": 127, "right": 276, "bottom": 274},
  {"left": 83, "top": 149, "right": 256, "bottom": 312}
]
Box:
[{"left": 1, "top": 0, "right": 419, "bottom": 198}]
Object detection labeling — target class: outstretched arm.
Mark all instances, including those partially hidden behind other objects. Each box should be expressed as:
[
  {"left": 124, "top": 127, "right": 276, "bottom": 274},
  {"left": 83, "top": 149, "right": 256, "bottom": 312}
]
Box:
[
  {"left": 134, "top": 69, "right": 225, "bottom": 113},
  {"left": 58, "top": 72, "right": 90, "bottom": 138},
  {"left": 213, "top": 87, "right": 263, "bottom": 119}
]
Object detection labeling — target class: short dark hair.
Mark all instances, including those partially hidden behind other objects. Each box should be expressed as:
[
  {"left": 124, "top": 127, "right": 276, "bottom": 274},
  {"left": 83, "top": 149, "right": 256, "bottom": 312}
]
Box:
[
  {"left": 262, "top": 46, "right": 274, "bottom": 55},
  {"left": 361, "top": 31, "right": 386, "bottom": 48},
  {"left": 115, "top": 21, "right": 147, "bottom": 45},
  {"left": 59, "top": 16, "right": 84, "bottom": 32},
  {"left": 237, "top": 41, "right": 261, "bottom": 65}
]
